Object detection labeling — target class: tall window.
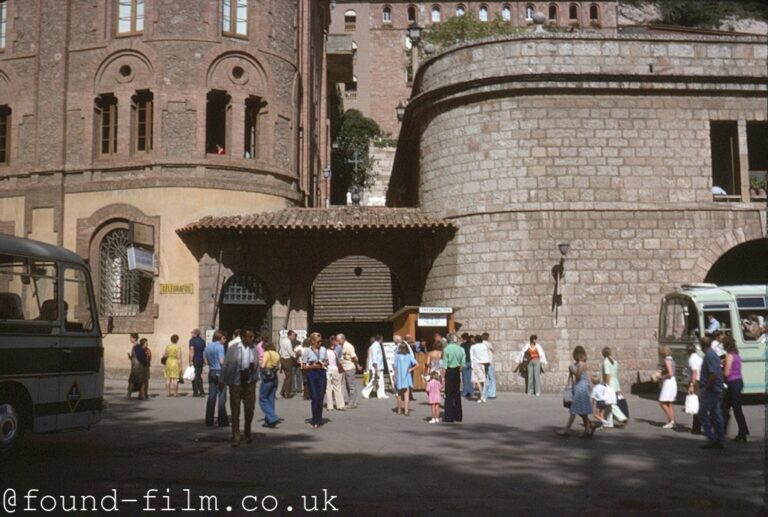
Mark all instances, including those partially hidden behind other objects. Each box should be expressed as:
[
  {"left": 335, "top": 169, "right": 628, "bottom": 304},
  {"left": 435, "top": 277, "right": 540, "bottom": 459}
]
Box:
[
  {"left": 408, "top": 5, "right": 417, "bottom": 23},
  {"left": 549, "top": 4, "right": 558, "bottom": 21},
  {"left": 244, "top": 96, "right": 262, "bottom": 160},
  {"left": 589, "top": 4, "right": 599, "bottom": 21},
  {"left": 479, "top": 5, "right": 489, "bottom": 22},
  {"left": 569, "top": 4, "right": 578, "bottom": 20},
  {"left": 99, "top": 228, "right": 139, "bottom": 317},
  {"left": 132, "top": 90, "right": 153, "bottom": 153},
  {"left": 222, "top": 0, "right": 248, "bottom": 36},
  {"left": 117, "top": 0, "right": 144, "bottom": 34},
  {"left": 502, "top": 4, "right": 512, "bottom": 21},
  {"left": 455, "top": 4, "right": 465, "bottom": 17},
  {"left": 206, "top": 90, "right": 230, "bottom": 154},
  {"left": 96, "top": 94, "right": 118, "bottom": 156},
  {"left": 383, "top": 6, "right": 392, "bottom": 23},
  {"left": 344, "top": 10, "right": 356, "bottom": 32},
  {"left": 0, "top": 0, "right": 7, "bottom": 49},
  {"left": 0, "top": 105, "right": 10, "bottom": 165},
  {"left": 710, "top": 121, "right": 741, "bottom": 197},
  {"left": 526, "top": 4, "right": 534, "bottom": 20},
  {"left": 431, "top": 5, "right": 441, "bottom": 23}
]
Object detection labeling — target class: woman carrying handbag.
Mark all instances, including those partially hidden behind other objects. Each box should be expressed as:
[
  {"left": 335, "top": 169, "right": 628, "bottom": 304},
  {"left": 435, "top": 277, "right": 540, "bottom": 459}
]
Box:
[{"left": 557, "top": 346, "right": 594, "bottom": 439}]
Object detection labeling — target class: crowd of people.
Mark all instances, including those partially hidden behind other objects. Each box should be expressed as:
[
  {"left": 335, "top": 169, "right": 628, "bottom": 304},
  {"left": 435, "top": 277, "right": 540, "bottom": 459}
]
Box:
[{"left": 126, "top": 324, "right": 754, "bottom": 450}]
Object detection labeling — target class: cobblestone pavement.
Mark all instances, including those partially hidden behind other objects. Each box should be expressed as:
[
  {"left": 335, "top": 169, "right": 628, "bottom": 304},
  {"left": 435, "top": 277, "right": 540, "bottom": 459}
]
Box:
[{"left": 4, "top": 378, "right": 765, "bottom": 515}]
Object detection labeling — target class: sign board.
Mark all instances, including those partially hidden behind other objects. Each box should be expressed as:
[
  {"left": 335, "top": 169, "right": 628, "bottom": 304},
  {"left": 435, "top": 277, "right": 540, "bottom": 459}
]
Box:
[
  {"left": 418, "top": 316, "right": 448, "bottom": 327},
  {"left": 160, "top": 283, "right": 194, "bottom": 295},
  {"left": 130, "top": 222, "right": 154, "bottom": 249},
  {"left": 382, "top": 342, "right": 397, "bottom": 390},
  {"left": 127, "top": 246, "right": 155, "bottom": 274},
  {"left": 419, "top": 306, "right": 452, "bottom": 314},
  {"left": 279, "top": 329, "right": 308, "bottom": 343},
  {"left": 205, "top": 329, "right": 215, "bottom": 344}
]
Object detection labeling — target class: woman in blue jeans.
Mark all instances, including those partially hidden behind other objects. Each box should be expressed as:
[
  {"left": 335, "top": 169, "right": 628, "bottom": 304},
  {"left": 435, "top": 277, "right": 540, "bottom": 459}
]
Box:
[
  {"left": 301, "top": 332, "right": 328, "bottom": 429},
  {"left": 259, "top": 339, "right": 282, "bottom": 428}
]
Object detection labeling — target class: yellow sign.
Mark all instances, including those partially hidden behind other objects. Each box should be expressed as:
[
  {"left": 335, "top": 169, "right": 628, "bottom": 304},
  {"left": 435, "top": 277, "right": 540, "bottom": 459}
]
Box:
[{"left": 160, "top": 283, "right": 194, "bottom": 295}]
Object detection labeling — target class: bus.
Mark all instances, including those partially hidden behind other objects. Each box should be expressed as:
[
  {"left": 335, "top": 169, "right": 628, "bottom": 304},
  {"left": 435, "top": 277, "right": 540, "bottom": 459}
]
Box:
[
  {"left": 658, "top": 284, "right": 767, "bottom": 395},
  {"left": 0, "top": 235, "right": 104, "bottom": 455}
]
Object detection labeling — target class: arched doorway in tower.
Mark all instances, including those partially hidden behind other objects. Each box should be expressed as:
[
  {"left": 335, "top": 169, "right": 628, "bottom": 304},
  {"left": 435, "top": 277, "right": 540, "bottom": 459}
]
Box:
[
  {"left": 310, "top": 255, "right": 404, "bottom": 365},
  {"left": 705, "top": 238, "right": 768, "bottom": 285},
  {"left": 218, "top": 273, "right": 272, "bottom": 339}
]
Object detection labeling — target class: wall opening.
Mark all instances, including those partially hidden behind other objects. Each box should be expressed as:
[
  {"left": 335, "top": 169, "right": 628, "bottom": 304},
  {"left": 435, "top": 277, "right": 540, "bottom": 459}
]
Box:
[{"left": 705, "top": 239, "right": 768, "bottom": 285}]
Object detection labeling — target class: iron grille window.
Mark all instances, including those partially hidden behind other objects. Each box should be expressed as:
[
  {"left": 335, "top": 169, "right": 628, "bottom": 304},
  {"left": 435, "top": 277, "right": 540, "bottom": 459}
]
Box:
[
  {"left": 99, "top": 228, "right": 139, "bottom": 317},
  {"left": 223, "top": 273, "right": 267, "bottom": 305}
]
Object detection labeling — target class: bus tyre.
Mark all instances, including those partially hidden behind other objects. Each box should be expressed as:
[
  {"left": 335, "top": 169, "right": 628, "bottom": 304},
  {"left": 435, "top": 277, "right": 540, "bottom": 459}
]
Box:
[{"left": 0, "top": 396, "right": 24, "bottom": 457}]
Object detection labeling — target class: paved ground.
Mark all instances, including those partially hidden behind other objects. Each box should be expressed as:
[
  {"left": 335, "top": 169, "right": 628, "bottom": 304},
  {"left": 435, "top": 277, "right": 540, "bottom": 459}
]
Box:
[{"left": 3, "top": 377, "right": 766, "bottom": 515}]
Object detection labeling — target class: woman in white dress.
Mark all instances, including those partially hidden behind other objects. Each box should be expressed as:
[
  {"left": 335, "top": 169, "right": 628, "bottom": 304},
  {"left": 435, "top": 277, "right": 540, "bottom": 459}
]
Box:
[{"left": 657, "top": 346, "right": 677, "bottom": 429}]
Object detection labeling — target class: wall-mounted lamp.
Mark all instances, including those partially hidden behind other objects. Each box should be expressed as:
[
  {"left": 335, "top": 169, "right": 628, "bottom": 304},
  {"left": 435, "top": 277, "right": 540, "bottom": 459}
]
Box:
[
  {"left": 395, "top": 102, "right": 406, "bottom": 122},
  {"left": 551, "top": 242, "right": 570, "bottom": 322},
  {"left": 323, "top": 167, "right": 332, "bottom": 178},
  {"left": 350, "top": 184, "right": 362, "bottom": 206}
]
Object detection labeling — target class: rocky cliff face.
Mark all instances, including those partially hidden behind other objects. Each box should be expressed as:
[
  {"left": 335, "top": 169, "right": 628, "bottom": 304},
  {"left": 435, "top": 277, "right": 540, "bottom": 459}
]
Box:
[{"left": 618, "top": 1, "right": 767, "bottom": 35}]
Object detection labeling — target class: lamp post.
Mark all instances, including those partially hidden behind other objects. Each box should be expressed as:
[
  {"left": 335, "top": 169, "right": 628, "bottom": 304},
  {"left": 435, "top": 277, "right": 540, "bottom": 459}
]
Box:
[
  {"left": 551, "top": 243, "right": 570, "bottom": 323},
  {"left": 407, "top": 22, "right": 423, "bottom": 83},
  {"left": 395, "top": 102, "right": 406, "bottom": 122}
]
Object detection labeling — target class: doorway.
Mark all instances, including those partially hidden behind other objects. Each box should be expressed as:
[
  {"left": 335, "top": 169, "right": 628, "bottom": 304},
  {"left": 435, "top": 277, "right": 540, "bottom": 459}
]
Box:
[{"left": 218, "top": 273, "right": 271, "bottom": 339}]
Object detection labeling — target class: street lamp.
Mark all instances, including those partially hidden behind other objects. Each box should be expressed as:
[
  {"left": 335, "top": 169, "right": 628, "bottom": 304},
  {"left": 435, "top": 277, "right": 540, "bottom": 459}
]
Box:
[
  {"left": 551, "top": 242, "right": 570, "bottom": 323},
  {"left": 407, "top": 22, "right": 422, "bottom": 46},
  {"left": 395, "top": 102, "right": 406, "bottom": 122}
]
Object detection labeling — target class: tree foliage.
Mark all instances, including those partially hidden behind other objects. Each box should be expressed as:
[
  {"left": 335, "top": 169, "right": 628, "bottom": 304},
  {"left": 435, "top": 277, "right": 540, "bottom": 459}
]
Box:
[
  {"left": 422, "top": 13, "right": 524, "bottom": 49},
  {"left": 330, "top": 107, "right": 382, "bottom": 203}
]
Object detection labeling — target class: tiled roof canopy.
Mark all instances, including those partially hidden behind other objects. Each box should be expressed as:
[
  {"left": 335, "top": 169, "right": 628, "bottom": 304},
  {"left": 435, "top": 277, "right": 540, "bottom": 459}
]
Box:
[{"left": 177, "top": 207, "right": 456, "bottom": 235}]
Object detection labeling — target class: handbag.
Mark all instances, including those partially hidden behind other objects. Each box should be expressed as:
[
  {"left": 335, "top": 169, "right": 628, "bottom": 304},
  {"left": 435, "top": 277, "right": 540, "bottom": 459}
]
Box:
[
  {"left": 161, "top": 356, "right": 167, "bottom": 365},
  {"left": 562, "top": 373, "right": 574, "bottom": 408},
  {"left": 684, "top": 393, "right": 699, "bottom": 415},
  {"left": 261, "top": 367, "right": 278, "bottom": 382},
  {"left": 616, "top": 395, "right": 630, "bottom": 418},
  {"left": 183, "top": 365, "right": 196, "bottom": 381}
]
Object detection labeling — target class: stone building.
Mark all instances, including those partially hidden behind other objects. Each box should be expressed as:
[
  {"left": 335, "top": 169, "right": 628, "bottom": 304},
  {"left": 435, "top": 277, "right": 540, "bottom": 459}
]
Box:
[
  {"left": 0, "top": 0, "right": 347, "bottom": 372},
  {"left": 330, "top": 1, "right": 619, "bottom": 136},
  {"left": 388, "top": 29, "right": 768, "bottom": 390}
]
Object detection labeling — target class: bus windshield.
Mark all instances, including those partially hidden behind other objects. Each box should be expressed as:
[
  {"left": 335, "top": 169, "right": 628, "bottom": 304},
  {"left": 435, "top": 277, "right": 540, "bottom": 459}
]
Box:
[{"left": 660, "top": 296, "right": 699, "bottom": 342}]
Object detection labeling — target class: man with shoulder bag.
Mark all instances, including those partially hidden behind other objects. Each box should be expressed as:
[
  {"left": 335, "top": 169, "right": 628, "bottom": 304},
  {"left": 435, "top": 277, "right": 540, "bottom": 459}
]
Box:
[
  {"left": 221, "top": 328, "right": 258, "bottom": 447},
  {"left": 205, "top": 330, "right": 229, "bottom": 427}
]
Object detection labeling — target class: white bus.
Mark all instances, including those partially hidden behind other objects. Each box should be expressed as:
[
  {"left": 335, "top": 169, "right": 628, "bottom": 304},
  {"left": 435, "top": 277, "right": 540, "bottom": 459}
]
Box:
[
  {"left": 658, "top": 284, "right": 767, "bottom": 395},
  {"left": 0, "top": 235, "right": 104, "bottom": 455}
]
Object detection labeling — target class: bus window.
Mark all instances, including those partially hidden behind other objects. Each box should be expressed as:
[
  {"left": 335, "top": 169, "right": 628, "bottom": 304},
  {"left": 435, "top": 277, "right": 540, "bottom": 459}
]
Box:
[
  {"left": 64, "top": 268, "right": 96, "bottom": 333},
  {"left": 661, "top": 297, "right": 698, "bottom": 341},
  {"left": 0, "top": 254, "right": 57, "bottom": 324},
  {"left": 702, "top": 304, "right": 732, "bottom": 337},
  {"left": 737, "top": 296, "right": 767, "bottom": 341}
]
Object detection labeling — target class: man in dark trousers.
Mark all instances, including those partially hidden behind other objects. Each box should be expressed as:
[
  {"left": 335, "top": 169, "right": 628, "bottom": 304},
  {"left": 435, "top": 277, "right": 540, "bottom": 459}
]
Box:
[
  {"left": 189, "top": 328, "right": 207, "bottom": 397},
  {"left": 441, "top": 333, "right": 466, "bottom": 423}
]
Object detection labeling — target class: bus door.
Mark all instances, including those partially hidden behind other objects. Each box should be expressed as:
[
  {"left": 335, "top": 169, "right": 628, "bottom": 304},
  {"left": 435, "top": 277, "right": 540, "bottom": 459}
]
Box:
[
  {"left": 735, "top": 294, "right": 768, "bottom": 394},
  {"left": 58, "top": 266, "right": 102, "bottom": 428}
]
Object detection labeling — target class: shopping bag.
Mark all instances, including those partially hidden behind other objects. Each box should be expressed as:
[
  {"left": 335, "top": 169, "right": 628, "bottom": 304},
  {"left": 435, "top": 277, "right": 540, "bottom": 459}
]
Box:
[
  {"left": 616, "top": 395, "right": 630, "bottom": 418},
  {"left": 684, "top": 394, "right": 699, "bottom": 415},
  {"left": 183, "top": 365, "right": 196, "bottom": 381}
]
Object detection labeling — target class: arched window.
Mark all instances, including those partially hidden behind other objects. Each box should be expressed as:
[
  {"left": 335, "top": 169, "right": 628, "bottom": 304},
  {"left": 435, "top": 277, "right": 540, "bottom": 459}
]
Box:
[
  {"left": 99, "top": 228, "right": 140, "bottom": 317},
  {"left": 344, "top": 9, "right": 356, "bottom": 32},
  {"left": 455, "top": 4, "right": 465, "bottom": 17},
  {"left": 525, "top": 4, "right": 534, "bottom": 20},
  {"left": 431, "top": 5, "right": 441, "bottom": 23},
  {"left": 502, "top": 4, "right": 512, "bottom": 21},
  {"left": 383, "top": 6, "right": 392, "bottom": 23},
  {"left": 569, "top": 4, "right": 578, "bottom": 20},
  {"left": 479, "top": 5, "right": 489, "bottom": 22},
  {"left": 408, "top": 5, "right": 417, "bottom": 23},
  {"left": 589, "top": 4, "right": 599, "bottom": 21},
  {"left": 549, "top": 4, "right": 557, "bottom": 20}
]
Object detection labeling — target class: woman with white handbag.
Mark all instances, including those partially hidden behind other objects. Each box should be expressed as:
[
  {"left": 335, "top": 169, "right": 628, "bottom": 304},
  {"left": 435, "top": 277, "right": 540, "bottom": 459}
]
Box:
[
  {"left": 685, "top": 342, "right": 702, "bottom": 433},
  {"left": 163, "top": 334, "right": 183, "bottom": 397}
]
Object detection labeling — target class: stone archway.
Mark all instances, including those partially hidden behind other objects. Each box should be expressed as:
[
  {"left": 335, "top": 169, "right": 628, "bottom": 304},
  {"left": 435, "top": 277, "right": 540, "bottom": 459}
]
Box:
[
  {"left": 705, "top": 238, "right": 768, "bottom": 285},
  {"left": 218, "top": 272, "right": 272, "bottom": 339}
]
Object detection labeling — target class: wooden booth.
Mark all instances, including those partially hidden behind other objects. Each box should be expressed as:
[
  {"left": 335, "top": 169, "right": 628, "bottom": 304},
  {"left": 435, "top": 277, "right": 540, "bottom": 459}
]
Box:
[{"left": 389, "top": 306, "right": 458, "bottom": 390}]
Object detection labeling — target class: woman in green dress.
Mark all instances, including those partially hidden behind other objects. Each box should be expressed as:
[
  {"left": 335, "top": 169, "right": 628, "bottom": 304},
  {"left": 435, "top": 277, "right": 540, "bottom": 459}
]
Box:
[{"left": 163, "top": 334, "right": 183, "bottom": 397}]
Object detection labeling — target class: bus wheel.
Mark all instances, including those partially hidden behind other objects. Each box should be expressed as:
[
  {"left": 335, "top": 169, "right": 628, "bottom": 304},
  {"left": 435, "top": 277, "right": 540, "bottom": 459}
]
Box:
[{"left": 0, "top": 397, "right": 24, "bottom": 456}]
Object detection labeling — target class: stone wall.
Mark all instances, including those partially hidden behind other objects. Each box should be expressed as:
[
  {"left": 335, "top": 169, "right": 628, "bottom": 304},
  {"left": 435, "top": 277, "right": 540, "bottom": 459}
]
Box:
[{"left": 391, "top": 33, "right": 768, "bottom": 391}]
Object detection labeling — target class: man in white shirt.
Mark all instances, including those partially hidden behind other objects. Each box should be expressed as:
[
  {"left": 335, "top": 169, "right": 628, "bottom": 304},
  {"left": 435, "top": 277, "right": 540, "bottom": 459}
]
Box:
[
  {"left": 279, "top": 330, "right": 297, "bottom": 399},
  {"left": 221, "top": 328, "right": 257, "bottom": 447},
  {"left": 686, "top": 342, "right": 703, "bottom": 434},
  {"left": 470, "top": 337, "right": 491, "bottom": 403},
  {"left": 482, "top": 332, "right": 497, "bottom": 399},
  {"left": 362, "top": 335, "right": 389, "bottom": 399},
  {"left": 710, "top": 330, "right": 725, "bottom": 357},
  {"left": 338, "top": 334, "right": 362, "bottom": 408},
  {"left": 705, "top": 314, "right": 721, "bottom": 335}
]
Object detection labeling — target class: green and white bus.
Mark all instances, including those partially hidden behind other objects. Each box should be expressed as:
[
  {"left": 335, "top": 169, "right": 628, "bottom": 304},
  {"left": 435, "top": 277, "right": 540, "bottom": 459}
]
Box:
[
  {"left": 0, "top": 235, "right": 104, "bottom": 455},
  {"left": 658, "top": 284, "right": 767, "bottom": 395}
]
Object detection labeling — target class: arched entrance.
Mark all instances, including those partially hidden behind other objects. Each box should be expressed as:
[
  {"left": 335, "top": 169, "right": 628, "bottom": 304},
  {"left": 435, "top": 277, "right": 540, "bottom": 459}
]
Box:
[
  {"left": 310, "top": 255, "right": 403, "bottom": 361},
  {"left": 705, "top": 238, "right": 768, "bottom": 285},
  {"left": 219, "top": 273, "right": 272, "bottom": 339}
]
